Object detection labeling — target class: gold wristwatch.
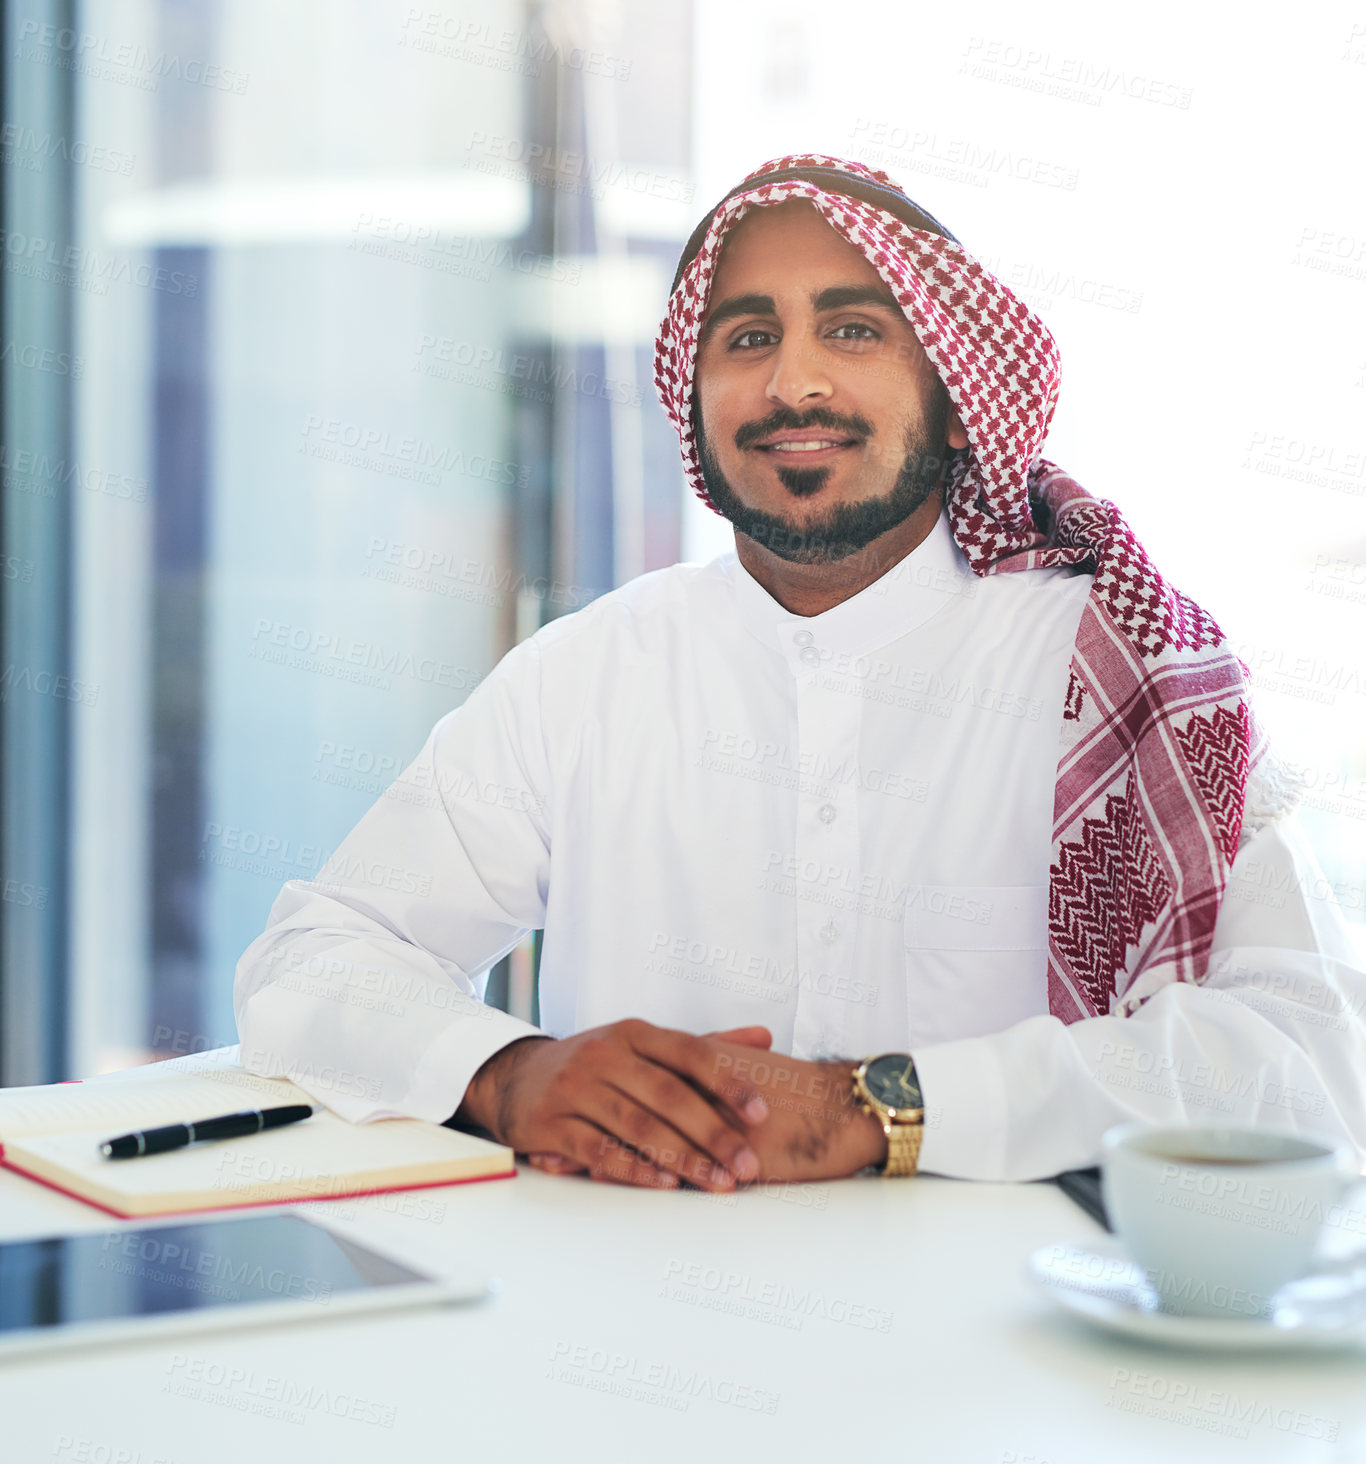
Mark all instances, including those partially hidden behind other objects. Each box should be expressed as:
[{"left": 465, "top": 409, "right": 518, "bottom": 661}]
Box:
[{"left": 851, "top": 1053, "right": 925, "bottom": 1176}]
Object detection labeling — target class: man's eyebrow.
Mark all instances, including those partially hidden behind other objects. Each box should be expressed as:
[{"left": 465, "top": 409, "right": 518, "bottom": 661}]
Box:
[
  {"left": 810, "top": 284, "right": 902, "bottom": 313},
  {"left": 699, "top": 293, "right": 776, "bottom": 342}
]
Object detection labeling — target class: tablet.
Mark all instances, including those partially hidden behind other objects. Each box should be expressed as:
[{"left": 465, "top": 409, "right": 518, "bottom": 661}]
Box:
[{"left": 0, "top": 1210, "right": 495, "bottom": 1360}]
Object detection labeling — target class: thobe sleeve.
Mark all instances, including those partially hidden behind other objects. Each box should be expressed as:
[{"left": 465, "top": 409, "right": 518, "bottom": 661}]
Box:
[
  {"left": 233, "top": 634, "right": 551, "bottom": 1124},
  {"left": 911, "top": 811, "right": 1366, "bottom": 1181}
]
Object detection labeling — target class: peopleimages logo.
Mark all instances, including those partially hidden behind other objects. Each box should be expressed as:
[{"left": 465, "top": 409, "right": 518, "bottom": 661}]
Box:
[
  {"left": 1, "top": 229, "right": 196, "bottom": 294},
  {"left": 1157, "top": 1163, "right": 1329, "bottom": 1214},
  {"left": 0, "top": 121, "right": 135, "bottom": 174},
  {"left": 0, "top": 443, "right": 148, "bottom": 500},
  {"left": 0, "top": 337, "right": 83, "bottom": 375},
  {"left": 162, "top": 1355, "right": 397, "bottom": 1427},
  {"left": 1107, "top": 1367, "right": 1339, "bottom": 1441},
  {"left": 660, "top": 1259, "right": 893, "bottom": 1333},
  {"left": 465, "top": 132, "right": 691, "bottom": 201},
  {"left": 546, "top": 1340, "right": 779, "bottom": 1415},
  {"left": 849, "top": 118, "right": 1080, "bottom": 191},
  {"left": 0, "top": 663, "right": 99, "bottom": 706},
  {"left": 413, "top": 335, "right": 643, "bottom": 406},
  {"left": 398, "top": 12, "right": 631, "bottom": 81},
  {"left": 100, "top": 1233, "right": 332, "bottom": 1303},
  {"left": 248, "top": 619, "right": 486, "bottom": 694},
  {"left": 362, "top": 537, "right": 590, "bottom": 610},
  {"left": 959, "top": 37, "right": 1193, "bottom": 109}
]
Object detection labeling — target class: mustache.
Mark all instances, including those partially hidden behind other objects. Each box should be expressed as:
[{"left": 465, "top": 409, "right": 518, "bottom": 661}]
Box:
[{"left": 733, "top": 406, "right": 875, "bottom": 451}]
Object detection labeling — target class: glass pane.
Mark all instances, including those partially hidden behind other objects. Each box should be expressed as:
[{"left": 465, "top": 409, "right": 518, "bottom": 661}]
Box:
[{"left": 4, "top": 0, "right": 691, "bottom": 1078}]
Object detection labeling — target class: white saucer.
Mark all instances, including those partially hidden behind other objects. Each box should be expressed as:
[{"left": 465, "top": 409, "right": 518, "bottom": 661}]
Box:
[{"left": 1028, "top": 1238, "right": 1366, "bottom": 1351}]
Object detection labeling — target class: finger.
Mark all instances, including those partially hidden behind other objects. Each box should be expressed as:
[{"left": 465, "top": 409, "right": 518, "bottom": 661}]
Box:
[
  {"left": 584, "top": 1084, "right": 741, "bottom": 1192},
  {"left": 555, "top": 1119, "right": 679, "bottom": 1190},
  {"left": 604, "top": 1052, "right": 762, "bottom": 1187},
  {"left": 630, "top": 1023, "right": 770, "bottom": 1126},
  {"left": 537, "top": 1042, "right": 747, "bottom": 1191},
  {"left": 527, "top": 1152, "right": 586, "bottom": 1174},
  {"left": 702, "top": 1025, "right": 773, "bottom": 1049}
]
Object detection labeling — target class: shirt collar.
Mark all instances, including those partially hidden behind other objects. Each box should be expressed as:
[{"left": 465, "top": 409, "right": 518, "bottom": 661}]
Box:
[{"left": 725, "top": 507, "right": 978, "bottom": 668}]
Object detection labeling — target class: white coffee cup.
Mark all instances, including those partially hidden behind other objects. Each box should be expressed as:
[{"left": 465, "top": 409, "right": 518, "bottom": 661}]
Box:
[{"left": 1100, "top": 1122, "right": 1358, "bottom": 1319}]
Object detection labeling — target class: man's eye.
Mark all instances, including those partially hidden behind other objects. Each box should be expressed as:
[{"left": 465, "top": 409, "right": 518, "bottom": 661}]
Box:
[
  {"left": 729, "top": 328, "right": 777, "bottom": 349},
  {"left": 829, "top": 321, "right": 879, "bottom": 341}
]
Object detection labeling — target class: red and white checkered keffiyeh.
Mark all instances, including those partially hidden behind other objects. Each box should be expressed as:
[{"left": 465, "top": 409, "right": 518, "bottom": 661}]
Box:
[{"left": 654, "top": 153, "right": 1276, "bottom": 1024}]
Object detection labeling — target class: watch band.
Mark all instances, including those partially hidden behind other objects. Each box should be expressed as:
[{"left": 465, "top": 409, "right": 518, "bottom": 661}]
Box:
[{"left": 881, "top": 1118, "right": 924, "bottom": 1177}]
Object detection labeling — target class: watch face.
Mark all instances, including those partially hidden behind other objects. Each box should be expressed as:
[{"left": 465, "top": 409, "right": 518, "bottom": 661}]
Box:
[{"left": 865, "top": 1054, "right": 922, "bottom": 1112}]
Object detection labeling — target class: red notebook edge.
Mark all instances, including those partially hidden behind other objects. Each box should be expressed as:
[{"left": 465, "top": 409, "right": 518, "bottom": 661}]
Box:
[{"left": 0, "top": 1144, "right": 516, "bottom": 1222}]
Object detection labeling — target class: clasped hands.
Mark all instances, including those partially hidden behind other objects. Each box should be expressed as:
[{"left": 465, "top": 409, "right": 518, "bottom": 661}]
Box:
[{"left": 454, "top": 1018, "right": 888, "bottom": 1192}]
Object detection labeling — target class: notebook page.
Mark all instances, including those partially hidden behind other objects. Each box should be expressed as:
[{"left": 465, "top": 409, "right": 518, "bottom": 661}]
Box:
[
  {"left": 4, "top": 1109, "right": 510, "bottom": 1215},
  {"left": 0, "top": 1066, "right": 314, "bottom": 1140}
]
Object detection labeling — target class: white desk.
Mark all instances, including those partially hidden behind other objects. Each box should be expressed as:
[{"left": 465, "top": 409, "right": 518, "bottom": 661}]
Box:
[{"left": 2, "top": 1057, "right": 1364, "bottom": 1463}]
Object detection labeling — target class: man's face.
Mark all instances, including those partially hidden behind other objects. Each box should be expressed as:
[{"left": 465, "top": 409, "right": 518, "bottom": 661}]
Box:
[{"left": 693, "top": 199, "right": 967, "bottom": 565}]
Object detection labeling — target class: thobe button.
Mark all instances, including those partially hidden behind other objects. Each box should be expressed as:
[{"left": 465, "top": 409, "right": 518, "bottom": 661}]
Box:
[
  {"left": 817, "top": 803, "right": 837, "bottom": 824},
  {"left": 818, "top": 921, "right": 840, "bottom": 943},
  {"left": 798, "top": 646, "right": 820, "bottom": 667},
  {"left": 792, "top": 629, "right": 815, "bottom": 647}
]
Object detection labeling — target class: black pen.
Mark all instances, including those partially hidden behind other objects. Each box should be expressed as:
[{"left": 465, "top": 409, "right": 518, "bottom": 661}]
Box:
[{"left": 99, "top": 1104, "right": 314, "bottom": 1160}]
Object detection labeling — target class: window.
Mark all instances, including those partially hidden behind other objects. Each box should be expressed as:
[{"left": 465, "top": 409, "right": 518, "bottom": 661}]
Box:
[{"left": 2, "top": 0, "right": 692, "bottom": 1081}]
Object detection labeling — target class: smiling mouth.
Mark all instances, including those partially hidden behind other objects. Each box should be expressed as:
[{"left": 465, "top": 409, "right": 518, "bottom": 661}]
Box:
[{"left": 757, "top": 437, "right": 860, "bottom": 456}]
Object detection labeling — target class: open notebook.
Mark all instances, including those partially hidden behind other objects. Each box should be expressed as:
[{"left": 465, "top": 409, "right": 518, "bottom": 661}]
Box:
[{"left": 0, "top": 1057, "right": 514, "bottom": 1218}]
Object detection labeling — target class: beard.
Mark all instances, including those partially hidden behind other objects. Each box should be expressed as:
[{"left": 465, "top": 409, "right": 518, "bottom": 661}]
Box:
[{"left": 694, "top": 387, "right": 953, "bottom": 566}]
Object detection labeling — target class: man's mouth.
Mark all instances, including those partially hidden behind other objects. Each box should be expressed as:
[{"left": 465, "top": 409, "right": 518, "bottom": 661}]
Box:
[{"left": 755, "top": 432, "right": 861, "bottom": 457}]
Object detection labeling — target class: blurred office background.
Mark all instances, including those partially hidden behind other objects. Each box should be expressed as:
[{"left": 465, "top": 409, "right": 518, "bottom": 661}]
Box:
[{"left": 3, "top": 0, "right": 1364, "bottom": 1084}]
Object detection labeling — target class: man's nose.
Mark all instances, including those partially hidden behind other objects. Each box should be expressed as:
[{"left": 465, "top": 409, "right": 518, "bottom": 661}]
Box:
[{"left": 764, "top": 332, "right": 833, "bottom": 409}]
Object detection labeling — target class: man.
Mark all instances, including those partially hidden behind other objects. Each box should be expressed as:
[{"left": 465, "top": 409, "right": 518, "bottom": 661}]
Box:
[{"left": 235, "top": 155, "right": 1366, "bottom": 1193}]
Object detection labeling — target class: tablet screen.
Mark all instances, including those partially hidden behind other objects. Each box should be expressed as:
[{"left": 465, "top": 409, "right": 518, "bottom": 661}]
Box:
[{"left": 0, "top": 1213, "right": 432, "bottom": 1333}]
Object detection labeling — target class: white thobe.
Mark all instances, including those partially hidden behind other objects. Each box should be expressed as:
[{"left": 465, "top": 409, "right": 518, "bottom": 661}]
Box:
[{"left": 234, "top": 507, "right": 1366, "bottom": 1181}]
